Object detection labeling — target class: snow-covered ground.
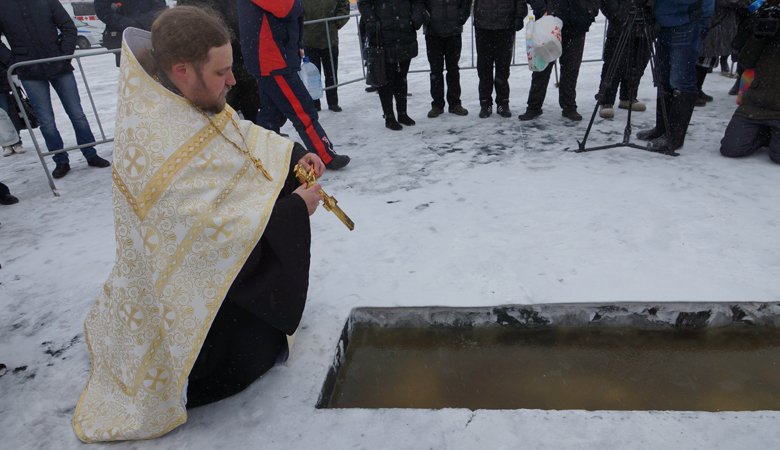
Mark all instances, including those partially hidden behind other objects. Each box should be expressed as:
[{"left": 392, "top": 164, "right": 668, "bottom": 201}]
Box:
[{"left": 1, "top": 15, "right": 779, "bottom": 449}]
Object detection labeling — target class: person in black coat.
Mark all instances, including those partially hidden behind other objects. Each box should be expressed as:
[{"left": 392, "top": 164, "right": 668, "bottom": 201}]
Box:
[
  {"left": 95, "top": 0, "right": 167, "bottom": 66},
  {"left": 0, "top": 0, "right": 111, "bottom": 179},
  {"left": 423, "top": 0, "right": 472, "bottom": 118},
  {"left": 473, "top": 0, "right": 546, "bottom": 119},
  {"left": 519, "top": 0, "right": 600, "bottom": 122},
  {"left": 595, "top": 0, "right": 651, "bottom": 119},
  {"left": 358, "top": 0, "right": 426, "bottom": 130}
]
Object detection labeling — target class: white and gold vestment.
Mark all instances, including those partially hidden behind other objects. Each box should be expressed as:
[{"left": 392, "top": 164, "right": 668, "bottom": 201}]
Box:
[{"left": 73, "top": 28, "right": 294, "bottom": 442}]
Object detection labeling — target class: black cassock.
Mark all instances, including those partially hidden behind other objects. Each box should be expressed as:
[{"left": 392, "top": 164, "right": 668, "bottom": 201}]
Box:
[{"left": 187, "top": 145, "right": 310, "bottom": 408}]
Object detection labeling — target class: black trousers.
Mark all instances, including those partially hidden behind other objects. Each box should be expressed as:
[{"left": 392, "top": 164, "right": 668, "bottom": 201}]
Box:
[
  {"left": 597, "top": 21, "right": 650, "bottom": 106},
  {"left": 720, "top": 114, "right": 780, "bottom": 164},
  {"left": 378, "top": 58, "right": 412, "bottom": 116},
  {"left": 186, "top": 302, "right": 288, "bottom": 408},
  {"left": 475, "top": 28, "right": 515, "bottom": 107},
  {"left": 426, "top": 33, "right": 463, "bottom": 109},
  {"left": 527, "top": 27, "right": 587, "bottom": 112},
  {"left": 0, "top": 181, "right": 9, "bottom": 197},
  {"left": 304, "top": 46, "right": 340, "bottom": 108}
]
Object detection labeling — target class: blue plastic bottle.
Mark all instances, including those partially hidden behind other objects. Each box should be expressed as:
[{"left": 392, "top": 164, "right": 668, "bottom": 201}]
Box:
[{"left": 300, "top": 56, "right": 322, "bottom": 101}]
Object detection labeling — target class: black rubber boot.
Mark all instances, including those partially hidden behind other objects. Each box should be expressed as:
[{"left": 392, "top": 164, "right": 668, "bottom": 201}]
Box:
[
  {"left": 637, "top": 91, "right": 669, "bottom": 141},
  {"left": 647, "top": 91, "right": 697, "bottom": 153}
]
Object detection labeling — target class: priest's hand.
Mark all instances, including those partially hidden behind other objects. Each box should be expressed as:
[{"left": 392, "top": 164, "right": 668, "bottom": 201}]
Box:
[
  {"left": 294, "top": 183, "right": 322, "bottom": 216},
  {"left": 297, "top": 153, "right": 325, "bottom": 177}
]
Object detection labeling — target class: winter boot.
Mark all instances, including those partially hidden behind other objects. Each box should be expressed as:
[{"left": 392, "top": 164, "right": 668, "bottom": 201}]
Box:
[
  {"left": 397, "top": 112, "right": 416, "bottom": 126},
  {"left": 647, "top": 91, "right": 697, "bottom": 153},
  {"left": 637, "top": 91, "right": 669, "bottom": 141}
]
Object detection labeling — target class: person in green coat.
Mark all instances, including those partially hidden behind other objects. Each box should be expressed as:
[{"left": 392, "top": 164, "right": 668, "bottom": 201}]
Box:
[{"left": 302, "top": 0, "right": 351, "bottom": 112}]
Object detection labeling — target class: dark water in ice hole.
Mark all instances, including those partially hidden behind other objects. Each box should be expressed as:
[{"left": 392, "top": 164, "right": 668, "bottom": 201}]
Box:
[{"left": 325, "top": 326, "right": 780, "bottom": 411}]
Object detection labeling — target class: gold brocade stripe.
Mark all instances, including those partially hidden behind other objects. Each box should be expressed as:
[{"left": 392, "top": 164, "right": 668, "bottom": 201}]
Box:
[
  {"left": 112, "top": 168, "right": 139, "bottom": 214},
  {"left": 153, "top": 160, "right": 253, "bottom": 294},
  {"left": 134, "top": 111, "right": 230, "bottom": 220}
]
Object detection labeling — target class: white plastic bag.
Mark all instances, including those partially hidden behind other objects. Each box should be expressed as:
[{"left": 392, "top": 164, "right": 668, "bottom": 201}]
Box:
[
  {"left": 532, "top": 15, "right": 563, "bottom": 65},
  {"left": 0, "top": 108, "right": 17, "bottom": 147},
  {"left": 299, "top": 56, "right": 322, "bottom": 101},
  {"left": 525, "top": 16, "right": 549, "bottom": 72}
]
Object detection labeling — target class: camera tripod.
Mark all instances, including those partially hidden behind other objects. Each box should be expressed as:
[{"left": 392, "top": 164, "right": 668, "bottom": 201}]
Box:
[{"left": 577, "top": 6, "right": 677, "bottom": 156}]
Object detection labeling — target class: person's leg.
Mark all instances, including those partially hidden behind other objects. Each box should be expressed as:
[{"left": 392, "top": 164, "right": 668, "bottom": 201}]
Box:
[
  {"left": 444, "top": 34, "right": 463, "bottom": 110},
  {"left": 475, "top": 28, "right": 496, "bottom": 111},
  {"left": 620, "top": 31, "right": 650, "bottom": 107},
  {"left": 524, "top": 64, "right": 552, "bottom": 113},
  {"left": 259, "top": 74, "right": 338, "bottom": 164},
  {"left": 0, "top": 181, "right": 9, "bottom": 197},
  {"left": 558, "top": 29, "right": 586, "bottom": 115},
  {"left": 322, "top": 45, "right": 339, "bottom": 109},
  {"left": 638, "top": 25, "right": 672, "bottom": 140},
  {"left": 395, "top": 59, "right": 414, "bottom": 125},
  {"left": 21, "top": 79, "right": 69, "bottom": 165},
  {"left": 256, "top": 77, "right": 290, "bottom": 133},
  {"left": 494, "top": 29, "right": 515, "bottom": 114},
  {"left": 426, "top": 34, "right": 447, "bottom": 111},
  {"left": 598, "top": 22, "right": 622, "bottom": 108},
  {"left": 719, "top": 114, "right": 766, "bottom": 159},
  {"left": 49, "top": 72, "right": 99, "bottom": 160},
  {"left": 186, "top": 303, "right": 287, "bottom": 408}
]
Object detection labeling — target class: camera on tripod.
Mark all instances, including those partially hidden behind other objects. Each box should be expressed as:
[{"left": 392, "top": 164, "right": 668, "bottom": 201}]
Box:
[{"left": 749, "top": 0, "right": 780, "bottom": 37}]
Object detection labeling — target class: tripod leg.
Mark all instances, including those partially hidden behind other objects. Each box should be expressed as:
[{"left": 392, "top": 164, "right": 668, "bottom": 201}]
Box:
[{"left": 579, "top": 16, "right": 636, "bottom": 151}]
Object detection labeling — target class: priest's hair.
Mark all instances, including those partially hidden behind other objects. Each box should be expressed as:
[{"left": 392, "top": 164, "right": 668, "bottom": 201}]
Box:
[{"left": 151, "top": 6, "right": 232, "bottom": 72}]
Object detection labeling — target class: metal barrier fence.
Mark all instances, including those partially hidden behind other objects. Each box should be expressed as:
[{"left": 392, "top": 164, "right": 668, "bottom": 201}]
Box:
[
  {"left": 7, "top": 48, "right": 120, "bottom": 196},
  {"left": 6, "top": 14, "right": 606, "bottom": 196}
]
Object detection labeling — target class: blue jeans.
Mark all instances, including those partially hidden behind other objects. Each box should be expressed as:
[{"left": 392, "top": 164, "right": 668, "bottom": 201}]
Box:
[
  {"left": 22, "top": 72, "right": 97, "bottom": 164},
  {"left": 656, "top": 19, "right": 709, "bottom": 94}
]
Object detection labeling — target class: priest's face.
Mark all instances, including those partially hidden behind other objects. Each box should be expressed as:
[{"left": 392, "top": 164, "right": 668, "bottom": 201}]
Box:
[{"left": 187, "top": 44, "right": 235, "bottom": 114}]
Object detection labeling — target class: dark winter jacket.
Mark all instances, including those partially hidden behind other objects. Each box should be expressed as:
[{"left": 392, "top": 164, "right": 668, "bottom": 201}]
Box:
[
  {"left": 95, "top": 0, "right": 167, "bottom": 49},
  {"left": 358, "top": 0, "right": 426, "bottom": 62},
  {"left": 699, "top": 0, "right": 742, "bottom": 57},
  {"left": 654, "top": 0, "right": 715, "bottom": 27},
  {"left": 734, "top": 19, "right": 780, "bottom": 120},
  {"left": 238, "top": 0, "right": 305, "bottom": 77},
  {"left": 600, "top": 0, "right": 637, "bottom": 22},
  {"left": 302, "top": 0, "right": 351, "bottom": 49},
  {"left": 176, "top": 0, "right": 255, "bottom": 84},
  {"left": 547, "top": 0, "right": 600, "bottom": 33},
  {"left": 473, "top": 0, "right": 546, "bottom": 31},
  {"left": 0, "top": 0, "right": 77, "bottom": 81},
  {"left": 423, "top": 0, "right": 472, "bottom": 36}
]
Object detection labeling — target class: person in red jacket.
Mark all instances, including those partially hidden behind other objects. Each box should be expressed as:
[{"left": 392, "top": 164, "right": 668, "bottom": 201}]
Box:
[{"left": 237, "top": 0, "right": 350, "bottom": 170}]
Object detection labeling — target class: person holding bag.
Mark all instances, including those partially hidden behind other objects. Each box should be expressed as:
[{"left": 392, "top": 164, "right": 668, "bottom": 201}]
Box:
[
  {"left": 0, "top": 61, "right": 25, "bottom": 156},
  {"left": 358, "top": 0, "right": 427, "bottom": 130}
]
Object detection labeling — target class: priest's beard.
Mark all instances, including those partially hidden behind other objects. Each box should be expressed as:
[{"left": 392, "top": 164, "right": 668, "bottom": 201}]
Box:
[{"left": 191, "top": 70, "right": 229, "bottom": 114}]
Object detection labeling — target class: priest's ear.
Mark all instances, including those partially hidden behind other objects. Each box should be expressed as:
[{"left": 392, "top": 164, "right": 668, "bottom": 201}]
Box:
[{"left": 168, "top": 61, "right": 193, "bottom": 84}]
